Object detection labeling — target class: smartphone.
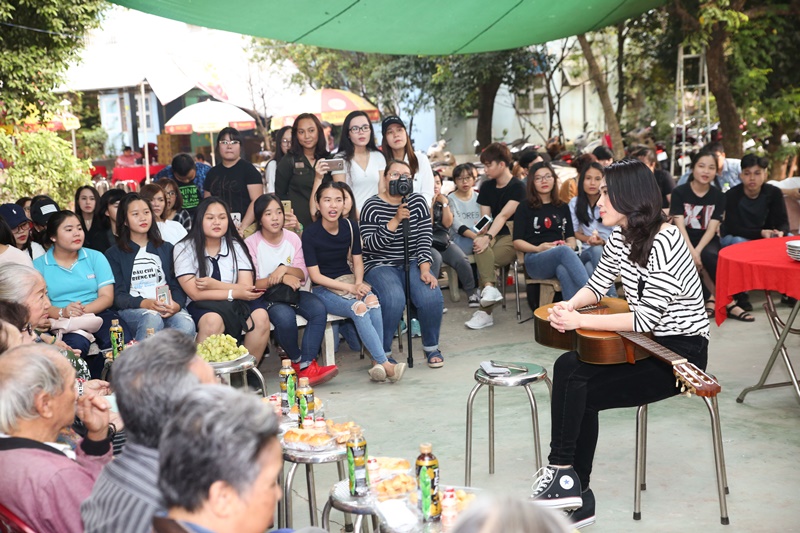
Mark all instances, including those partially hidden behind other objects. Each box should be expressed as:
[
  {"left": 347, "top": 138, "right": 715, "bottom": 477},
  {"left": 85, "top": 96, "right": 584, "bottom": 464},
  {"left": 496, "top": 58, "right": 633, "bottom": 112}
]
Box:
[
  {"left": 253, "top": 288, "right": 267, "bottom": 293},
  {"left": 327, "top": 158, "right": 345, "bottom": 172},
  {"left": 281, "top": 200, "right": 292, "bottom": 213},
  {"left": 473, "top": 214, "right": 493, "bottom": 234},
  {"left": 156, "top": 285, "right": 171, "bottom": 306}
]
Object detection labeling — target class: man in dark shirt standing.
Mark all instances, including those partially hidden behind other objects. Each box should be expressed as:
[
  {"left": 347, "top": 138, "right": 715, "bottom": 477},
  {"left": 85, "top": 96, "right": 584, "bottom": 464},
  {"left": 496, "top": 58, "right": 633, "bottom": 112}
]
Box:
[{"left": 465, "top": 143, "right": 527, "bottom": 330}]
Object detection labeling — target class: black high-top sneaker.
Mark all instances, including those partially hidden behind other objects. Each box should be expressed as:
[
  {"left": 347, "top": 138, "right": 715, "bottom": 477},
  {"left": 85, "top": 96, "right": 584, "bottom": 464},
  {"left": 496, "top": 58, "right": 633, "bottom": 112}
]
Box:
[
  {"left": 529, "top": 465, "right": 582, "bottom": 509},
  {"left": 564, "top": 488, "right": 596, "bottom": 529}
]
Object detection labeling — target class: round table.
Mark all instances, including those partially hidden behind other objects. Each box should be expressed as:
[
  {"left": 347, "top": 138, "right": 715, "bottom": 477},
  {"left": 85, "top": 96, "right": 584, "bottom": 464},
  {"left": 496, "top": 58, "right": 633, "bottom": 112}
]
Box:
[{"left": 715, "top": 237, "right": 800, "bottom": 402}]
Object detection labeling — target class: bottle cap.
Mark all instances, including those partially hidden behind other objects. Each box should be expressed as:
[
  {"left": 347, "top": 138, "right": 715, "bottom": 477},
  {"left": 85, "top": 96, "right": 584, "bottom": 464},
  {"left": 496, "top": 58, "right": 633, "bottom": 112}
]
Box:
[
  {"left": 298, "top": 377, "right": 309, "bottom": 387},
  {"left": 111, "top": 319, "right": 119, "bottom": 326},
  {"left": 419, "top": 443, "right": 432, "bottom": 454},
  {"left": 349, "top": 425, "right": 361, "bottom": 436},
  {"left": 281, "top": 359, "right": 292, "bottom": 368}
]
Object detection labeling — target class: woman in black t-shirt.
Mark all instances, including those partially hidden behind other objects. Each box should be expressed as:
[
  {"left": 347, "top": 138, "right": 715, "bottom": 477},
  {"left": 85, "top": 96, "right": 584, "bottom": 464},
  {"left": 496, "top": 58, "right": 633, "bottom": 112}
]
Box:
[
  {"left": 203, "top": 127, "right": 263, "bottom": 231},
  {"left": 513, "top": 162, "right": 588, "bottom": 300}
]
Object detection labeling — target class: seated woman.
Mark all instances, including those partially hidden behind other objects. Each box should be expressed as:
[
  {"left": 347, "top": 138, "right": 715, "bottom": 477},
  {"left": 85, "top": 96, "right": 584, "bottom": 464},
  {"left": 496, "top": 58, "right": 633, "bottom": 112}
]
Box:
[
  {"left": 429, "top": 171, "right": 478, "bottom": 305},
  {"left": 140, "top": 183, "right": 189, "bottom": 245},
  {"left": 0, "top": 210, "right": 33, "bottom": 267},
  {"left": 360, "top": 159, "right": 445, "bottom": 369},
  {"left": 245, "top": 193, "right": 338, "bottom": 385},
  {"left": 302, "top": 181, "right": 405, "bottom": 382},
  {"left": 105, "top": 193, "right": 196, "bottom": 341},
  {"left": 173, "top": 198, "right": 269, "bottom": 361},
  {"left": 75, "top": 186, "right": 105, "bottom": 253},
  {"left": 568, "top": 162, "right": 615, "bottom": 293},
  {"left": 88, "top": 189, "right": 126, "bottom": 253},
  {"left": 531, "top": 160, "right": 710, "bottom": 529},
  {"left": 513, "top": 162, "right": 588, "bottom": 300},
  {"left": 157, "top": 177, "right": 192, "bottom": 230},
  {"left": 33, "top": 210, "right": 132, "bottom": 378}
]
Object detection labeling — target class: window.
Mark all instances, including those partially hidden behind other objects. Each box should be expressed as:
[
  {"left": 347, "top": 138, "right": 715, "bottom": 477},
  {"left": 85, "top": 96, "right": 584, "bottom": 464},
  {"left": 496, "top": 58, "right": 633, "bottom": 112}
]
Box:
[
  {"left": 516, "top": 75, "right": 547, "bottom": 114},
  {"left": 134, "top": 93, "right": 152, "bottom": 129}
]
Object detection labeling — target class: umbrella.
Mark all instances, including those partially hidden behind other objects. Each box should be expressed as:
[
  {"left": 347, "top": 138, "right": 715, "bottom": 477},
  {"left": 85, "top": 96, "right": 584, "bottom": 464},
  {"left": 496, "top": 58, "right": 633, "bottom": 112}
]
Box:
[
  {"left": 271, "top": 89, "right": 380, "bottom": 129},
  {"left": 164, "top": 100, "right": 256, "bottom": 165}
]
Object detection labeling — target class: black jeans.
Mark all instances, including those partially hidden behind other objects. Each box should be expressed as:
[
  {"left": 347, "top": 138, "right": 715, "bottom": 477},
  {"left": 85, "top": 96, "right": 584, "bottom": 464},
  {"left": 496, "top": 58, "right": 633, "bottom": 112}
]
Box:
[
  {"left": 548, "top": 334, "right": 708, "bottom": 490},
  {"left": 690, "top": 234, "right": 721, "bottom": 301}
]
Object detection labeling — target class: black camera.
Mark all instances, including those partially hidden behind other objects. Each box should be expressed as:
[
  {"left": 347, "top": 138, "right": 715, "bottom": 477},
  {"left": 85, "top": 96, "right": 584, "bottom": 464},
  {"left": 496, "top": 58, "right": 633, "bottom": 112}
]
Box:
[{"left": 389, "top": 175, "right": 413, "bottom": 197}]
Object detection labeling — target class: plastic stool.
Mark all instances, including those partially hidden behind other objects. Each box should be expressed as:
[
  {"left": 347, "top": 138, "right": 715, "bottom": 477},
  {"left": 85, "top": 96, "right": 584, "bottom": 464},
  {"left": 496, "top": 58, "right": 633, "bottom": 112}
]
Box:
[{"left": 465, "top": 362, "right": 552, "bottom": 485}]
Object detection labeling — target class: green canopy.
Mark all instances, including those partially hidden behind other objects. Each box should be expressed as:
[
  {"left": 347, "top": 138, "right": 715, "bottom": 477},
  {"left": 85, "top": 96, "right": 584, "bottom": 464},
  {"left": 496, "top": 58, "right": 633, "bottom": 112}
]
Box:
[{"left": 111, "top": 0, "right": 664, "bottom": 54}]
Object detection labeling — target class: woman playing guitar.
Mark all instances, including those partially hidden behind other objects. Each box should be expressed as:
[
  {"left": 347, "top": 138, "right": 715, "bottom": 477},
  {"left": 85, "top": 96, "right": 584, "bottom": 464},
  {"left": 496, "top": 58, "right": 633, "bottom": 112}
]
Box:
[{"left": 531, "top": 159, "right": 710, "bottom": 529}]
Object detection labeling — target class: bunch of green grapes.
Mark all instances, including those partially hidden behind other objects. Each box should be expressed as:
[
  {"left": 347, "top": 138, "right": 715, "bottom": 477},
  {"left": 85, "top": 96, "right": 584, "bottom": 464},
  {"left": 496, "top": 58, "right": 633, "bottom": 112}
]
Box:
[{"left": 197, "top": 334, "right": 249, "bottom": 363}]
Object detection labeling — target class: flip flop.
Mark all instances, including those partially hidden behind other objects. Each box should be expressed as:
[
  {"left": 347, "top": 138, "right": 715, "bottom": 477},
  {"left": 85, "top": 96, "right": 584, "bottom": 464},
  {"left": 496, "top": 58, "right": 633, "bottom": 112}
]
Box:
[
  {"left": 727, "top": 305, "right": 755, "bottom": 322},
  {"left": 425, "top": 349, "right": 444, "bottom": 368},
  {"left": 705, "top": 300, "right": 715, "bottom": 318}
]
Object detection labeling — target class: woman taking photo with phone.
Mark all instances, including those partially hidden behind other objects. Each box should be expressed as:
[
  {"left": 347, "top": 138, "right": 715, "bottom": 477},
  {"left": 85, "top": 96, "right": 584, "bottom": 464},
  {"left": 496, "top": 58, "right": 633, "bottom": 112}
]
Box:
[
  {"left": 360, "top": 160, "right": 445, "bottom": 368},
  {"left": 513, "top": 161, "right": 588, "bottom": 300},
  {"left": 302, "top": 182, "right": 405, "bottom": 382},
  {"left": 276, "top": 113, "right": 331, "bottom": 228},
  {"left": 331, "top": 111, "right": 385, "bottom": 213},
  {"left": 245, "top": 193, "right": 338, "bottom": 385},
  {"left": 173, "top": 198, "right": 270, "bottom": 361},
  {"left": 380, "top": 116, "right": 434, "bottom": 205},
  {"left": 105, "top": 193, "right": 196, "bottom": 341}
]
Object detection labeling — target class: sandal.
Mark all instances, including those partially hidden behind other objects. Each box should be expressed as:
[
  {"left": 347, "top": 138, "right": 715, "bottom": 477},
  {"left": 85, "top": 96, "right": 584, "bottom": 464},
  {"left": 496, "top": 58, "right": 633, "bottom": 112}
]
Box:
[
  {"left": 704, "top": 299, "right": 716, "bottom": 318},
  {"left": 425, "top": 349, "right": 444, "bottom": 369},
  {"left": 727, "top": 305, "right": 755, "bottom": 322}
]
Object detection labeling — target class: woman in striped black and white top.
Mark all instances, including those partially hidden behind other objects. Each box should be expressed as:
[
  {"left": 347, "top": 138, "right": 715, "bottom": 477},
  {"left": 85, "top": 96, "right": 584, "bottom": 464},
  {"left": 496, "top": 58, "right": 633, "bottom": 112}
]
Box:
[
  {"left": 360, "top": 159, "right": 445, "bottom": 368},
  {"left": 530, "top": 159, "right": 710, "bottom": 526}
]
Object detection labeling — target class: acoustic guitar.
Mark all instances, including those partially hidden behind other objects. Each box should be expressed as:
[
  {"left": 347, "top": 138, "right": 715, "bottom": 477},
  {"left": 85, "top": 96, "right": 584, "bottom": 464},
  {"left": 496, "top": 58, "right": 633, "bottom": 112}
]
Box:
[{"left": 534, "top": 297, "right": 721, "bottom": 397}]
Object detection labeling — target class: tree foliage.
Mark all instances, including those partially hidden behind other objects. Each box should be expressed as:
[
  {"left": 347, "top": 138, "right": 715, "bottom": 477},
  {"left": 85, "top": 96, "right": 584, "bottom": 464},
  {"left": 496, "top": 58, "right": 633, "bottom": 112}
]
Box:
[
  {"left": 0, "top": 131, "right": 92, "bottom": 206},
  {"left": 0, "top": 0, "right": 106, "bottom": 123}
]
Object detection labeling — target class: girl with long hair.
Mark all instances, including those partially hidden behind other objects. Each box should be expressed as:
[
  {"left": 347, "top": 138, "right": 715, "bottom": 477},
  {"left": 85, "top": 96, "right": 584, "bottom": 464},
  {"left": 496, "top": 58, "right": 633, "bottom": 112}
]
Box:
[
  {"left": 531, "top": 159, "right": 710, "bottom": 528},
  {"left": 157, "top": 177, "right": 192, "bottom": 230},
  {"left": 245, "top": 193, "right": 338, "bottom": 385},
  {"left": 0, "top": 203, "right": 33, "bottom": 264},
  {"left": 75, "top": 186, "right": 105, "bottom": 252},
  {"left": 330, "top": 111, "right": 384, "bottom": 213},
  {"left": 380, "top": 116, "right": 434, "bottom": 205},
  {"left": 265, "top": 126, "right": 292, "bottom": 194},
  {"left": 105, "top": 193, "right": 196, "bottom": 341},
  {"left": 140, "top": 183, "right": 189, "bottom": 245},
  {"left": 0, "top": 216, "right": 32, "bottom": 267},
  {"left": 302, "top": 181, "right": 405, "bottom": 382},
  {"left": 173, "top": 198, "right": 269, "bottom": 360},
  {"left": 513, "top": 161, "right": 588, "bottom": 300},
  {"left": 90, "top": 188, "right": 127, "bottom": 253}
]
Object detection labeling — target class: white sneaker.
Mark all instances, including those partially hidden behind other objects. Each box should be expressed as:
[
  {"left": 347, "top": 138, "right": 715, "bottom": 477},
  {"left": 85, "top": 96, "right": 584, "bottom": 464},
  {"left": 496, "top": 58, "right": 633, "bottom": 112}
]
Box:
[
  {"left": 479, "top": 285, "right": 503, "bottom": 307},
  {"left": 465, "top": 310, "right": 494, "bottom": 330}
]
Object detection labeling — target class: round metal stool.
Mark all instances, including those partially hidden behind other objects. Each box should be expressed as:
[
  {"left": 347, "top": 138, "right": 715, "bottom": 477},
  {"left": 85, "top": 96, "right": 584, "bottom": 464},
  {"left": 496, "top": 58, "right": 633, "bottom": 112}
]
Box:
[
  {"left": 210, "top": 354, "right": 266, "bottom": 397},
  {"left": 321, "top": 479, "right": 380, "bottom": 532},
  {"left": 464, "top": 362, "right": 552, "bottom": 485},
  {"left": 280, "top": 446, "right": 350, "bottom": 529}
]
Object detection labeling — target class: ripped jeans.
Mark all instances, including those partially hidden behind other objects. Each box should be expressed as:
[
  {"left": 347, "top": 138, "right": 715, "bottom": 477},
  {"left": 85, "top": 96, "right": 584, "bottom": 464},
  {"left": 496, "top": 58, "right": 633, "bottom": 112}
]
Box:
[{"left": 312, "top": 286, "right": 389, "bottom": 363}]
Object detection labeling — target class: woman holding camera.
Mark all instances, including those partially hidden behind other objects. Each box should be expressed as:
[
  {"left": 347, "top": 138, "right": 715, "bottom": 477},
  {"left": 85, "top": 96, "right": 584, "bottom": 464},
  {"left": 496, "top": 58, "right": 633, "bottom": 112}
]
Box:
[
  {"left": 330, "top": 111, "right": 385, "bottom": 214},
  {"left": 360, "top": 160, "right": 445, "bottom": 368}
]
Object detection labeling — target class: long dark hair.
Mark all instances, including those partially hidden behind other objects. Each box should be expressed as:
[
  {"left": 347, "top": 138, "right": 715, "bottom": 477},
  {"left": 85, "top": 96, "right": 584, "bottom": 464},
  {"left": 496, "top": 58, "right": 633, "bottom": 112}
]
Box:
[
  {"left": 337, "top": 111, "right": 378, "bottom": 163},
  {"left": 99, "top": 189, "right": 127, "bottom": 230},
  {"left": 157, "top": 178, "right": 184, "bottom": 213},
  {"left": 272, "top": 126, "right": 292, "bottom": 164},
  {"left": 290, "top": 113, "right": 329, "bottom": 161},
  {"left": 253, "top": 193, "right": 284, "bottom": 232},
  {"left": 179, "top": 197, "right": 253, "bottom": 278},
  {"left": 0, "top": 218, "right": 14, "bottom": 246},
  {"left": 526, "top": 162, "right": 562, "bottom": 209},
  {"left": 604, "top": 159, "right": 665, "bottom": 267},
  {"left": 337, "top": 182, "right": 359, "bottom": 222},
  {"left": 313, "top": 181, "right": 346, "bottom": 220},
  {"left": 575, "top": 162, "right": 606, "bottom": 227},
  {"left": 74, "top": 185, "right": 100, "bottom": 230},
  {"left": 689, "top": 149, "right": 717, "bottom": 182},
  {"left": 115, "top": 193, "right": 164, "bottom": 253},
  {"left": 380, "top": 120, "right": 419, "bottom": 176}
]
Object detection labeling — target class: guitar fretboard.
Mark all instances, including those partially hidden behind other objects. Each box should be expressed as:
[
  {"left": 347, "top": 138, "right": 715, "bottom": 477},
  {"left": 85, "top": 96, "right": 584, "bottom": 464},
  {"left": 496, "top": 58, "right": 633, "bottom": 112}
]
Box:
[{"left": 617, "top": 331, "right": 688, "bottom": 366}]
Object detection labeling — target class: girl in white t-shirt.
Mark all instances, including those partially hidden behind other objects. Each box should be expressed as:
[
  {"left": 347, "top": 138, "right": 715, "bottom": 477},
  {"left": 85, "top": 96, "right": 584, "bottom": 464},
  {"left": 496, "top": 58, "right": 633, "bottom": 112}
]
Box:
[
  {"left": 245, "top": 194, "right": 338, "bottom": 385},
  {"left": 380, "top": 115, "right": 434, "bottom": 205},
  {"left": 140, "top": 183, "right": 188, "bottom": 245},
  {"left": 331, "top": 111, "right": 385, "bottom": 214},
  {"left": 173, "top": 198, "right": 270, "bottom": 361}
]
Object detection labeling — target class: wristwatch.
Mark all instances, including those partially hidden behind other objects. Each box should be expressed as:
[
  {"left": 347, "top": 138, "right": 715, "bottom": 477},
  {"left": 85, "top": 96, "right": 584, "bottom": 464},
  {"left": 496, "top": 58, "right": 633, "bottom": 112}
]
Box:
[
  {"left": 442, "top": 203, "right": 449, "bottom": 208},
  {"left": 227, "top": 289, "right": 234, "bottom": 302},
  {"left": 58, "top": 307, "right": 64, "bottom": 318}
]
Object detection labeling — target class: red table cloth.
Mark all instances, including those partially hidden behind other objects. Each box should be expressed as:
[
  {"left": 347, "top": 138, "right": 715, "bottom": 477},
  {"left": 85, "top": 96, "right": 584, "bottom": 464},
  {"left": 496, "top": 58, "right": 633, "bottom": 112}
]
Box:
[
  {"left": 715, "top": 236, "right": 800, "bottom": 325},
  {"left": 111, "top": 165, "right": 166, "bottom": 184}
]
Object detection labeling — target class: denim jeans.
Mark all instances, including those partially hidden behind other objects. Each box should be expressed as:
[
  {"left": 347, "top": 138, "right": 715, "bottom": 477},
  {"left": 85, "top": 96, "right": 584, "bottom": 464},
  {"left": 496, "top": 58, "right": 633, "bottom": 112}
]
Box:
[
  {"left": 332, "top": 319, "right": 362, "bottom": 352},
  {"left": 720, "top": 235, "right": 750, "bottom": 247},
  {"left": 580, "top": 245, "right": 616, "bottom": 297},
  {"left": 63, "top": 308, "right": 133, "bottom": 379},
  {"left": 431, "top": 245, "right": 476, "bottom": 293},
  {"left": 365, "top": 264, "right": 443, "bottom": 353},
  {"left": 452, "top": 234, "right": 474, "bottom": 256},
  {"left": 118, "top": 308, "right": 197, "bottom": 342},
  {"left": 549, "top": 335, "right": 708, "bottom": 489},
  {"left": 523, "top": 246, "right": 589, "bottom": 300},
  {"left": 312, "top": 286, "right": 387, "bottom": 363},
  {"left": 266, "top": 291, "right": 327, "bottom": 365}
]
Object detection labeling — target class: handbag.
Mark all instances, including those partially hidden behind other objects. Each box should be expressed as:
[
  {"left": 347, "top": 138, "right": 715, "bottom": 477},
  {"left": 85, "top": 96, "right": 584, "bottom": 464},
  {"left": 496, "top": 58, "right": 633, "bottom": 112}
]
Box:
[
  {"left": 431, "top": 201, "right": 451, "bottom": 251},
  {"left": 264, "top": 283, "right": 300, "bottom": 305}
]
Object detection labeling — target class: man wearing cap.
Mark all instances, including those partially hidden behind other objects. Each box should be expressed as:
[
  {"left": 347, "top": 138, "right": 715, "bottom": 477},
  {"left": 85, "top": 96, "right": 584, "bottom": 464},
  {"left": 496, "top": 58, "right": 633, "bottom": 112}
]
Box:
[{"left": 0, "top": 204, "right": 34, "bottom": 266}]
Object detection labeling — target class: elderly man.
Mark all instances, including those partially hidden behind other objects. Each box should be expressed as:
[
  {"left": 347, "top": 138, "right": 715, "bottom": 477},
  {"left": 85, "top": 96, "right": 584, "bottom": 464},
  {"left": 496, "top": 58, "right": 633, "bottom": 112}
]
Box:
[
  {"left": 81, "top": 330, "right": 215, "bottom": 533},
  {"left": 154, "top": 385, "right": 325, "bottom": 533},
  {"left": 0, "top": 345, "right": 113, "bottom": 533}
]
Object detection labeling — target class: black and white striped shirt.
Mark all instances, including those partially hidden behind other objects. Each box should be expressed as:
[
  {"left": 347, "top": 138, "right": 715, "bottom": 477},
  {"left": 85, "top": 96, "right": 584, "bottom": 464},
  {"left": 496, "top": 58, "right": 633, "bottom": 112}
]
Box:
[
  {"left": 586, "top": 225, "right": 710, "bottom": 339},
  {"left": 360, "top": 193, "right": 433, "bottom": 274}
]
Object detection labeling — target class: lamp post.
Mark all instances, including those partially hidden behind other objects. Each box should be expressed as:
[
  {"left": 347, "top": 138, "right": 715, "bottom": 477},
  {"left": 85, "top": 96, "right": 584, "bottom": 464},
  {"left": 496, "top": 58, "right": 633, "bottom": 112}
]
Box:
[{"left": 59, "top": 99, "right": 78, "bottom": 157}]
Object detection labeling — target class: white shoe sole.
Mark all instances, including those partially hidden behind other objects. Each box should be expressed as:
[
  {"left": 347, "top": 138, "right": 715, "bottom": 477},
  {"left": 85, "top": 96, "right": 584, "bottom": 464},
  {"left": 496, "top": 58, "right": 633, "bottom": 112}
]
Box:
[
  {"left": 368, "top": 366, "right": 387, "bottom": 382},
  {"left": 531, "top": 495, "right": 583, "bottom": 510},
  {"left": 465, "top": 320, "right": 493, "bottom": 330},
  {"left": 573, "top": 515, "right": 596, "bottom": 529}
]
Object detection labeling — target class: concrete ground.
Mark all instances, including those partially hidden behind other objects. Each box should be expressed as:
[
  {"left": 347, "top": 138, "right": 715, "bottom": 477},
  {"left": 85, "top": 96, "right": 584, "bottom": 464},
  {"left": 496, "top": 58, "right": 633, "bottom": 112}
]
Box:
[{"left": 256, "top": 287, "right": 800, "bottom": 532}]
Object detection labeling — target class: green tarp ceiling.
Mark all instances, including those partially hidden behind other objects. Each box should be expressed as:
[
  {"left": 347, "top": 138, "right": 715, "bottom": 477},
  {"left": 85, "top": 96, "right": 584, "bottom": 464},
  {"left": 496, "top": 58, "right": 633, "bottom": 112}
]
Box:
[{"left": 111, "top": 0, "right": 665, "bottom": 55}]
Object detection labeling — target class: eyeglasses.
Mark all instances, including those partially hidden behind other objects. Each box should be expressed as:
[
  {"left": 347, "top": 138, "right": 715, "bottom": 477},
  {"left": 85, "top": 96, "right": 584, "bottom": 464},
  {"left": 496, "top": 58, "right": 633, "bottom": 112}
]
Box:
[
  {"left": 533, "top": 174, "right": 555, "bottom": 182},
  {"left": 349, "top": 125, "right": 371, "bottom": 134},
  {"left": 12, "top": 223, "right": 30, "bottom": 234},
  {"left": 454, "top": 176, "right": 473, "bottom": 182},
  {"left": 219, "top": 140, "right": 240, "bottom": 146},
  {"left": 280, "top": 139, "right": 292, "bottom": 145},
  {"left": 165, "top": 191, "right": 176, "bottom": 197},
  {"left": 389, "top": 172, "right": 412, "bottom": 180}
]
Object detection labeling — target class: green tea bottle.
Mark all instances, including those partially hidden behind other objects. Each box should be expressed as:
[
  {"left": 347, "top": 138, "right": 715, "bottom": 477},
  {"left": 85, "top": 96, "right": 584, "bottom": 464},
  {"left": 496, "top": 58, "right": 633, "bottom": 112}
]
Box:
[
  {"left": 416, "top": 443, "right": 441, "bottom": 521},
  {"left": 346, "top": 426, "right": 369, "bottom": 497}
]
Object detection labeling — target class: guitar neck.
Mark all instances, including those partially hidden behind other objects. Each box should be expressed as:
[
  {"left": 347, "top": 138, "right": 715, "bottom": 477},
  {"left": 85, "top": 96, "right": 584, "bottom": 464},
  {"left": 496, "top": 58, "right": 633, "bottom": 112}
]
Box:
[{"left": 617, "top": 331, "right": 687, "bottom": 366}]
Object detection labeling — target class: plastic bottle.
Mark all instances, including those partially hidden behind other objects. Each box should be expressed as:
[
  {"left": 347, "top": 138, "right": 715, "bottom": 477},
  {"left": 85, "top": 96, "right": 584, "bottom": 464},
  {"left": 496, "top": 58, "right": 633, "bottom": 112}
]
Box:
[
  {"left": 109, "top": 319, "right": 125, "bottom": 359},
  {"left": 279, "top": 359, "right": 297, "bottom": 416},
  {"left": 367, "top": 457, "right": 380, "bottom": 488},
  {"left": 346, "top": 426, "right": 369, "bottom": 497},
  {"left": 440, "top": 487, "right": 458, "bottom": 529},
  {"left": 416, "top": 443, "right": 441, "bottom": 521},
  {"left": 145, "top": 328, "right": 155, "bottom": 338},
  {"left": 295, "top": 377, "right": 314, "bottom": 427}
]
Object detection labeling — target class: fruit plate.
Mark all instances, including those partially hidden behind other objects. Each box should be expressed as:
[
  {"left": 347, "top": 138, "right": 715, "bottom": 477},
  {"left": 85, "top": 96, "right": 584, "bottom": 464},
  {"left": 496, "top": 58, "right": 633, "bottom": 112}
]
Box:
[{"left": 208, "top": 352, "right": 252, "bottom": 368}]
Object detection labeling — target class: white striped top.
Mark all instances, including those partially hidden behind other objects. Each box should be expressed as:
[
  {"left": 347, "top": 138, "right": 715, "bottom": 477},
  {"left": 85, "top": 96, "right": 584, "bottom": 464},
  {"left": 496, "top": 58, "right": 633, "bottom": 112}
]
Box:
[{"left": 586, "top": 225, "right": 710, "bottom": 339}]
